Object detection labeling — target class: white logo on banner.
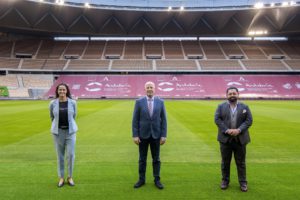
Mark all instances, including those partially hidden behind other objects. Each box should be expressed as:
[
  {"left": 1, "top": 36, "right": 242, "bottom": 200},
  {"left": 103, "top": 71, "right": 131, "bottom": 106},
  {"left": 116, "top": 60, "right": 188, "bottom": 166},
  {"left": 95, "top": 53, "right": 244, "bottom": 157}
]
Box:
[
  {"left": 158, "top": 82, "right": 174, "bottom": 92},
  {"left": 227, "top": 82, "right": 245, "bottom": 91},
  {"left": 103, "top": 77, "right": 109, "bottom": 81},
  {"left": 227, "top": 82, "right": 242, "bottom": 86},
  {"left": 172, "top": 77, "right": 178, "bottom": 81},
  {"left": 295, "top": 82, "right": 300, "bottom": 89},
  {"left": 239, "top": 77, "right": 246, "bottom": 81},
  {"left": 85, "top": 82, "right": 102, "bottom": 92},
  {"left": 283, "top": 83, "right": 292, "bottom": 90}
]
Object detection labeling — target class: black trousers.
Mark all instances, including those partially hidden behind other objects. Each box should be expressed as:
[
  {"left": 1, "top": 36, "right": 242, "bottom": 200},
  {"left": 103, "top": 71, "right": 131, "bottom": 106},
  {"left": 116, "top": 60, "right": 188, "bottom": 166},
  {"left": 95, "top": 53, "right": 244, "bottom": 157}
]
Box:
[
  {"left": 220, "top": 139, "right": 247, "bottom": 185},
  {"left": 138, "top": 136, "right": 161, "bottom": 182}
]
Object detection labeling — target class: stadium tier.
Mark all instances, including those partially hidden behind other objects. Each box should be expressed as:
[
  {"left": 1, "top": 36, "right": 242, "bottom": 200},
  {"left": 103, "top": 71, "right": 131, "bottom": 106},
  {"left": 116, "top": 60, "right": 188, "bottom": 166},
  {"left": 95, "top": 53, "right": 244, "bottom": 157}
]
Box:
[
  {"left": 0, "top": 74, "right": 53, "bottom": 98},
  {"left": 0, "top": 39, "right": 300, "bottom": 71},
  {"left": 45, "top": 75, "right": 300, "bottom": 99}
]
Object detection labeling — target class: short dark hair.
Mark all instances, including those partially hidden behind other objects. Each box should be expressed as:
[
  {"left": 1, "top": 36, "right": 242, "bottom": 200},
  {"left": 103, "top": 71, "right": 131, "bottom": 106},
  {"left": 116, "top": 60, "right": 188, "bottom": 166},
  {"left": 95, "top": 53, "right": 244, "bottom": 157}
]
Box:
[
  {"left": 55, "top": 83, "right": 72, "bottom": 99},
  {"left": 226, "top": 86, "right": 239, "bottom": 94}
]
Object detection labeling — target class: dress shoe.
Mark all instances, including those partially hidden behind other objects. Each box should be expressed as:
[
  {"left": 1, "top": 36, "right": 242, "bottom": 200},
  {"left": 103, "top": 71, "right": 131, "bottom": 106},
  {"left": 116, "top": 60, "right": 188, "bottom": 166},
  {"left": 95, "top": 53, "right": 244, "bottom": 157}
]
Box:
[
  {"left": 240, "top": 184, "right": 248, "bottom": 192},
  {"left": 220, "top": 180, "right": 229, "bottom": 190},
  {"left": 154, "top": 180, "right": 164, "bottom": 189},
  {"left": 67, "top": 177, "right": 75, "bottom": 186},
  {"left": 57, "top": 179, "right": 64, "bottom": 188},
  {"left": 134, "top": 180, "right": 145, "bottom": 188}
]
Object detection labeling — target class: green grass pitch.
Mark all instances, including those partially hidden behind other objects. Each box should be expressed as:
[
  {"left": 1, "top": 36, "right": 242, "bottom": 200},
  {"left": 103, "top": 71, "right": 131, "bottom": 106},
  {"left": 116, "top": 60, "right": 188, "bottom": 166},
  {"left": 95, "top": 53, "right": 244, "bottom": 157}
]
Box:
[{"left": 0, "top": 100, "right": 299, "bottom": 199}]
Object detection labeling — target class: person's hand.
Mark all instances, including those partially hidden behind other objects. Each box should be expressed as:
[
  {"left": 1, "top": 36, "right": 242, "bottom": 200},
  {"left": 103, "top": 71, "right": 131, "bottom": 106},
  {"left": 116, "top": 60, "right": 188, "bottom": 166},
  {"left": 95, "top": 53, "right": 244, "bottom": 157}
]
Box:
[
  {"left": 160, "top": 137, "right": 166, "bottom": 145},
  {"left": 226, "top": 129, "right": 234, "bottom": 135},
  {"left": 133, "top": 137, "right": 140, "bottom": 145},
  {"left": 231, "top": 129, "right": 241, "bottom": 136}
]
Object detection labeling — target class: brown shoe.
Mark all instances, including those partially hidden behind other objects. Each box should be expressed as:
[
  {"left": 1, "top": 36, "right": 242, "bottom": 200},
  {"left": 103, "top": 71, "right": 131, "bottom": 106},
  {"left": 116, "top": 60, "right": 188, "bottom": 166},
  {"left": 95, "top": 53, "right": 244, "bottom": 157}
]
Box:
[
  {"left": 220, "top": 180, "right": 229, "bottom": 190},
  {"left": 240, "top": 184, "right": 248, "bottom": 192}
]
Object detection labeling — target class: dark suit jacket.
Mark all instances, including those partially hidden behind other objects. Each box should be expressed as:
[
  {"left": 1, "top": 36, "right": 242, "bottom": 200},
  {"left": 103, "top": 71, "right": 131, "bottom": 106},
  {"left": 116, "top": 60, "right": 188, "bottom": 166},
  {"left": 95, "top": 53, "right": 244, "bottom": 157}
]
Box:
[
  {"left": 214, "top": 101, "right": 253, "bottom": 145},
  {"left": 132, "top": 96, "right": 167, "bottom": 139}
]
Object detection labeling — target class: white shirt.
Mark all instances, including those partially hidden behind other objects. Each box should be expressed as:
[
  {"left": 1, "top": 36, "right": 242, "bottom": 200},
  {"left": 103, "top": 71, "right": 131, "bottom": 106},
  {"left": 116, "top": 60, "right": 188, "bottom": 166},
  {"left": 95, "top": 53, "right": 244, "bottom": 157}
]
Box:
[{"left": 147, "top": 96, "right": 154, "bottom": 115}]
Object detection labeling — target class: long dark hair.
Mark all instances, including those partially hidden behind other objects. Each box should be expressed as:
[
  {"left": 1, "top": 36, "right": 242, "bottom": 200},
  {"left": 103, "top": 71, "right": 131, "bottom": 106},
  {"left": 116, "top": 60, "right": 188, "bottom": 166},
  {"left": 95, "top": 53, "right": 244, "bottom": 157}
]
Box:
[{"left": 55, "top": 83, "right": 72, "bottom": 99}]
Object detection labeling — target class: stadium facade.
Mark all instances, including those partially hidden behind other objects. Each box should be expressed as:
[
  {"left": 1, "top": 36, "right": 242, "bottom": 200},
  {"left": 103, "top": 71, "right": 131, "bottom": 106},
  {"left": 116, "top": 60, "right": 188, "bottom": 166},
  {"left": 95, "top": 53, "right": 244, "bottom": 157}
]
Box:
[{"left": 0, "top": 0, "right": 300, "bottom": 99}]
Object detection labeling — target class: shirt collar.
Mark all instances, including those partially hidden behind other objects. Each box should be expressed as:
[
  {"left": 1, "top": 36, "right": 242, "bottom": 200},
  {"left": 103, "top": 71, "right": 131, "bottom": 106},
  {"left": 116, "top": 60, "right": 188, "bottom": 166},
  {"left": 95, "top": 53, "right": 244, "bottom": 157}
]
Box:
[{"left": 146, "top": 96, "right": 154, "bottom": 101}]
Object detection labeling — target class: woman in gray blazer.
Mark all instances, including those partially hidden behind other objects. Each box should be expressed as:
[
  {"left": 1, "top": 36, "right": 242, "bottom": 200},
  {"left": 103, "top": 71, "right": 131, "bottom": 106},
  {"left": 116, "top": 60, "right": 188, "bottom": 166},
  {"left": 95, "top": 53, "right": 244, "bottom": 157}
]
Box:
[{"left": 49, "top": 83, "right": 78, "bottom": 187}]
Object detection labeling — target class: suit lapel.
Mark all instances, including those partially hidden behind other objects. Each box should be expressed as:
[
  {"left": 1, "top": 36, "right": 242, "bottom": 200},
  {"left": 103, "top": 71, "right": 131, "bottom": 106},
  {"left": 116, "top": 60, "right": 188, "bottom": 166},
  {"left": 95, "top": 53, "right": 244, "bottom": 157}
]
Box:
[
  {"left": 236, "top": 103, "right": 243, "bottom": 124},
  {"left": 225, "top": 103, "right": 231, "bottom": 119},
  {"left": 152, "top": 97, "right": 157, "bottom": 117}
]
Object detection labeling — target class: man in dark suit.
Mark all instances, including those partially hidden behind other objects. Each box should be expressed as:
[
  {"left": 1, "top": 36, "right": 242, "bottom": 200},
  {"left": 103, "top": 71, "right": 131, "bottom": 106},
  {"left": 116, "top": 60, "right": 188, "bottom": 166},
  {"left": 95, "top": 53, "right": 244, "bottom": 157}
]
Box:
[
  {"left": 132, "top": 81, "right": 167, "bottom": 189},
  {"left": 214, "top": 86, "right": 253, "bottom": 192}
]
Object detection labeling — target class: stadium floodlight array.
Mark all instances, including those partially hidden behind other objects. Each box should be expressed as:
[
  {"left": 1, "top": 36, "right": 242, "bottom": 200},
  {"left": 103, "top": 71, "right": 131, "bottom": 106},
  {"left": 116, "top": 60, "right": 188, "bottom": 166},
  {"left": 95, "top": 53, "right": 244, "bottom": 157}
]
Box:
[
  {"left": 253, "top": 37, "right": 287, "bottom": 41},
  {"left": 53, "top": 36, "right": 288, "bottom": 41},
  {"left": 254, "top": 1, "right": 298, "bottom": 9},
  {"left": 248, "top": 30, "right": 268, "bottom": 36},
  {"left": 55, "top": 0, "right": 64, "bottom": 5}
]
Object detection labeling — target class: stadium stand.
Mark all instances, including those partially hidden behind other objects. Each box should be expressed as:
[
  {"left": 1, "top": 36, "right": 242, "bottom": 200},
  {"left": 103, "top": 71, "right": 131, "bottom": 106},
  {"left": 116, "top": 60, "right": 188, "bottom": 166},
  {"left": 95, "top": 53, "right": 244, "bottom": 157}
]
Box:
[
  {"left": 37, "top": 40, "right": 68, "bottom": 59},
  {"left": 274, "top": 41, "right": 300, "bottom": 59},
  {"left": 182, "top": 41, "right": 204, "bottom": 59},
  {"left": 0, "top": 58, "right": 20, "bottom": 69},
  {"left": 67, "top": 59, "right": 110, "bottom": 70},
  {"left": 163, "top": 41, "right": 184, "bottom": 59},
  {"left": 104, "top": 41, "right": 125, "bottom": 59},
  {"left": 237, "top": 41, "right": 267, "bottom": 59},
  {"left": 63, "top": 41, "right": 87, "bottom": 59},
  {"left": 0, "top": 74, "right": 18, "bottom": 88},
  {"left": 82, "top": 41, "right": 105, "bottom": 59},
  {"left": 219, "top": 41, "right": 244, "bottom": 59},
  {"left": 156, "top": 60, "right": 198, "bottom": 71},
  {"left": 255, "top": 40, "right": 285, "bottom": 58},
  {"left": 124, "top": 41, "right": 143, "bottom": 59},
  {"left": 111, "top": 60, "right": 152, "bottom": 70},
  {"left": 14, "top": 39, "right": 40, "bottom": 58},
  {"left": 42, "top": 59, "right": 67, "bottom": 70},
  {"left": 144, "top": 41, "right": 163, "bottom": 59},
  {"left": 0, "top": 74, "right": 53, "bottom": 98},
  {"left": 22, "top": 75, "right": 53, "bottom": 88},
  {"left": 0, "top": 40, "right": 300, "bottom": 72},
  {"left": 284, "top": 60, "right": 300, "bottom": 70},
  {"left": 21, "top": 59, "right": 45, "bottom": 70},
  {"left": 200, "top": 41, "right": 225, "bottom": 59},
  {"left": 0, "top": 41, "right": 13, "bottom": 58},
  {"left": 199, "top": 60, "right": 243, "bottom": 70},
  {"left": 8, "top": 88, "right": 30, "bottom": 98},
  {"left": 241, "top": 60, "right": 288, "bottom": 71}
]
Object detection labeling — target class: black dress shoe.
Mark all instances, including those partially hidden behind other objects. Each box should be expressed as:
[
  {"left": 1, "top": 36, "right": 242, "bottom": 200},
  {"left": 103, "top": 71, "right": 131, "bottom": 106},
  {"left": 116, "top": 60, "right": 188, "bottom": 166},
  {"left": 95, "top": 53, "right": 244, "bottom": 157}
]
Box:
[
  {"left": 134, "top": 180, "right": 145, "bottom": 188},
  {"left": 240, "top": 184, "right": 248, "bottom": 192},
  {"left": 220, "top": 180, "right": 229, "bottom": 190},
  {"left": 154, "top": 180, "right": 164, "bottom": 189}
]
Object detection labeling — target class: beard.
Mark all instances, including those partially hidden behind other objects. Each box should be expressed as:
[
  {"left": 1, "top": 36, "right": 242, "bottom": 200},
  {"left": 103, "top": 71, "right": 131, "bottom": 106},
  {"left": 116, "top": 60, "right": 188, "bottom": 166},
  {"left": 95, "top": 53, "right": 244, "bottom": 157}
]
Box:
[{"left": 228, "top": 97, "right": 237, "bottom": 103}]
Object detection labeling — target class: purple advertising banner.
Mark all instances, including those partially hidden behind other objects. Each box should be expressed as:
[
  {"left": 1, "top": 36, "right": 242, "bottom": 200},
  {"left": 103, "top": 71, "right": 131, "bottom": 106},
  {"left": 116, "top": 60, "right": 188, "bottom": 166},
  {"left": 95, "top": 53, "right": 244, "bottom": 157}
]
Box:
[{"left": 46, "top": 75, "right": 300, "bottom": 98}]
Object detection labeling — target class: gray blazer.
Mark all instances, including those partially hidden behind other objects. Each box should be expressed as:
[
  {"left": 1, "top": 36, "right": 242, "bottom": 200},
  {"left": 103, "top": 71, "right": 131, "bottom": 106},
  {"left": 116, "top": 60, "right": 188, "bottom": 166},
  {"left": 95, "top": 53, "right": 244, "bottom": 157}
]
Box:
[
  {"left": 214, "top": 101, "right": 253, "bottom": 145},
  {"left": 49, "top": 98, "right": 78, "bottom": 134},
  {"left": 132, "top": 96, "right": 167, "bottom": 139}
]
